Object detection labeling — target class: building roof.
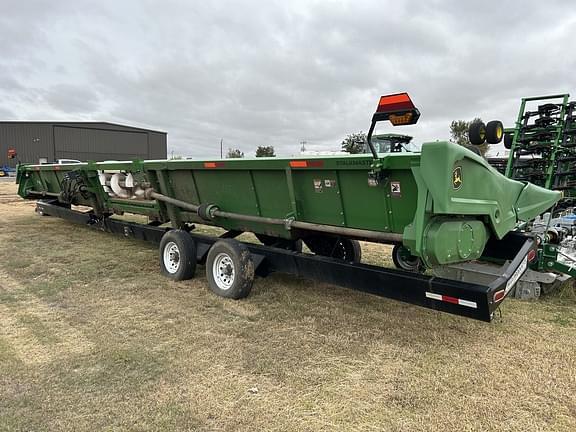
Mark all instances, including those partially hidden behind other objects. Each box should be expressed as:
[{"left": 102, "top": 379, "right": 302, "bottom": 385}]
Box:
[{"left": 0, "top": 121, "right": 166, "bottom": 134}]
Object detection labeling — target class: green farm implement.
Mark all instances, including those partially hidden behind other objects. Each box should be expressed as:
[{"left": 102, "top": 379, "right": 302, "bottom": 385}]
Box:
[
  {"left": 16, "top": 93, "right": 560, "bottom": 321},
  {"left": 461, "top": 93, "right": 576, "bottom": 297}
]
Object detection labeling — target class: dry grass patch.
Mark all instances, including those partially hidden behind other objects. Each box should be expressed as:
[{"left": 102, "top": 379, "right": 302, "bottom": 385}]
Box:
[{"left": 0, "top": 181, "right": 575, "bottom": 431}]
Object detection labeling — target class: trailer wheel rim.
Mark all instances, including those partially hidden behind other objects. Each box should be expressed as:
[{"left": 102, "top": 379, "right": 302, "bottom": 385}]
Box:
[
  {"left": 213, "top": 253, "right": 235, "bottom": 290},
  {"left": 163, "top": 241, "right": 181, "bottom": 274}
]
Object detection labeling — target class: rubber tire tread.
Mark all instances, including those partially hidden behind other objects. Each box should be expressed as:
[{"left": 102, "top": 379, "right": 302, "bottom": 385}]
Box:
[
  {"left": 206, "top": 239, "right": 254, "bottom": 299},
  {"left": 392, "top": 244, "right": 423, "bottom": 272},
  {"left": 504, "top": 133, "right": 513, "bottom": 149},
  {"left": 468, "top": 122, "right": 487, "bottom": 145},
  {"left": 485, "top": 120, "right": 504, "bottom": 144},
  {"left": 159, "top": 229, "right": 197, "bottom": 281},
  {"left": 304, "top": 236, "right": 362, "bottom": 263}
]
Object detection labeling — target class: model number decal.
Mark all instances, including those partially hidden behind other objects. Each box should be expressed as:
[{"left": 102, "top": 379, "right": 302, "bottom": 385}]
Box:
[{"left": 505, "top": 256, "right": 528, "bottom": 294}]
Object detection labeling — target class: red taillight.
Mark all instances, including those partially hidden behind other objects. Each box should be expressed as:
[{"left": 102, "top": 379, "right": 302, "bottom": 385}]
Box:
[
  {"left": 376, "top": 92, "right": 415, "bottom": 113},
  {"left": 493, "top": 290, "right": 505, "bottom": 302}
]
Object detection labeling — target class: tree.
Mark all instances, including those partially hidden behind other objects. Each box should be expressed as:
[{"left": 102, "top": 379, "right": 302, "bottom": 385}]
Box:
[
  {"left": 255, "top": 145, "right": 275, "bottom": 157},
  {"left": 449, "top": 118, "right": 488, "bottom": 156},
  {"left": 226, "top": 148, "right": 244, "bottom": 158},
  {"left": 341, "top": 132, "right": 366, "bottom": 154}
]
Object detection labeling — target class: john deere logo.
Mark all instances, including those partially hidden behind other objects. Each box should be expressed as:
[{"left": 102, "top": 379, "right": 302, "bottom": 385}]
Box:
[{"left": 452, "top": 166, "right": 462, "bottom": 190}]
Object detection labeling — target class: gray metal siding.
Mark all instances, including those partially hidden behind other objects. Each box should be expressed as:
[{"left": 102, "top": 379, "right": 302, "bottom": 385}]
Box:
[
  {"left": 54, "top": 126, "right": 150, "bottom": 161},
  {"left": 148, "top": 132, "right": 167, "bottom": 159},
  {"left": 0, "top": 122, "right": 167, "bottom": 165},
  {"left": 0, "top": 124, "right": 54, "bottom": 165}
]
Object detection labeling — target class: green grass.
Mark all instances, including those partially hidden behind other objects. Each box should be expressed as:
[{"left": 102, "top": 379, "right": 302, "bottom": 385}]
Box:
[{"left": 0, "top": 183, "right": 575, "bottom": 431}]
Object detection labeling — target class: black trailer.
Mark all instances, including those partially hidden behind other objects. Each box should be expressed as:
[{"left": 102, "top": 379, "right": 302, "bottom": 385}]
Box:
[{"left": 36, "top": 200, "right": 534, "bottom": 322}]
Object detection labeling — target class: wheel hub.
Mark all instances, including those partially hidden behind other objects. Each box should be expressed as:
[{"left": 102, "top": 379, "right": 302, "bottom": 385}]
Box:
[
  {"left": 163, "top": 242, "right": 181, "bottom": 274},
  {"left": 213, "top": 253, "right": 235, "bottom": 290}
]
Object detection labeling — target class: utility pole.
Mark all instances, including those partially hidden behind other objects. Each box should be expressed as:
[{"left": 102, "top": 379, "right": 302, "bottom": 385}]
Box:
[
  {"left": 300, "top": 140, "right": 307, "bottom": 153},
  {"left": 220, "top": 138, "right": 223, "bottom": 159}
]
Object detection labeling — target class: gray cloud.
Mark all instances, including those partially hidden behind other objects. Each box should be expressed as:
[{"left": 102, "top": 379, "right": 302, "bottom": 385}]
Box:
[
  {"left": 43, "top": 84, "right": 101, "bottom": 113},
  {"left": 0, "top": 106, "right": 15, "bottom": 119},
  {"left": 0, "top": 0, "right": 575, "bottom": 157}
]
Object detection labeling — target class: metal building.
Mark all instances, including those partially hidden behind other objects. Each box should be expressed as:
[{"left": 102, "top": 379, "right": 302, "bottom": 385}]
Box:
[{"left": 0, "top": 122, "right": 167, "bottom": 166}]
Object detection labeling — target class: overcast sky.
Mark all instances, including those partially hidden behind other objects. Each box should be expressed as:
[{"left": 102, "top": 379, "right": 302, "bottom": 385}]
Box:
[{"left": 1, "top": 0, "right": 575, "bottom": 158}]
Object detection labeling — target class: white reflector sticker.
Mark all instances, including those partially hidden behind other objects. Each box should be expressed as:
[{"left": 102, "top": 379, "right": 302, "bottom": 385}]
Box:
[{"left": 458, "top": 299, "right": 478, "bottom": 309}]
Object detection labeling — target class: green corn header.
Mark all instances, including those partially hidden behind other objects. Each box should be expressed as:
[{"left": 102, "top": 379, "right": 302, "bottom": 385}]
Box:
[{"left": 16, "top": 94, "right": 559, "bottom": 269}]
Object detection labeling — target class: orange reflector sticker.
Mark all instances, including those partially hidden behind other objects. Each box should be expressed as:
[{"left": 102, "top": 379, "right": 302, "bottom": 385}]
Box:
[
  {"left": 204, "top": 162, "right": 225, "bottom": 168},
  {"left": 289, "top": 160, "right": 324, "bottom": 168},
  {"left": 289, "top": 161, "right": 308, "bottom": 168}
]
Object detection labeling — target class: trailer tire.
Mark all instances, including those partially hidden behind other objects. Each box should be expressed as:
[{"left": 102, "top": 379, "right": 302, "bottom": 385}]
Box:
[
  {"left": 206, "top": 240, "right": 254, "bottom": 299},
  {"left": 392, "top": 245, "right": 424, "bottom": 272},
  {"left": 159, "top": 230, "right": 197, "bottom": 281},
  {"left": 485, "top": 120, "right": 504, "bottom": 144},
  {"left": 304, "top": 236, "right": 362, "bottom": 263},
  {"left": 468, "top": 121, "right": 486, "bottom": 145}
]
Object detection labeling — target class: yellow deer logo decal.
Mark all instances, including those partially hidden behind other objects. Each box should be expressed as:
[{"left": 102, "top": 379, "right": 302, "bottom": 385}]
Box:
[{"left": 452, "top": 166, "right": 462, "bottom": 190}]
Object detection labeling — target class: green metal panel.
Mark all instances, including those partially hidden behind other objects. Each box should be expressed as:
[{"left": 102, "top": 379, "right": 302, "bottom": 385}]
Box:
[
  {"left": 337, "top": 170, "right": 390, "bottom": 231},
  {"left": 192, "top": 170, "right": 260, "bottom": 216},
  {"left": 168, "top": 170, "right": 201, "bottom": 205},
  {"left": 292, "top": 170, "right": 345, "bottom": 226},
  {"left": 251, "top": 170, "right": 292, "bottom": 218}
]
